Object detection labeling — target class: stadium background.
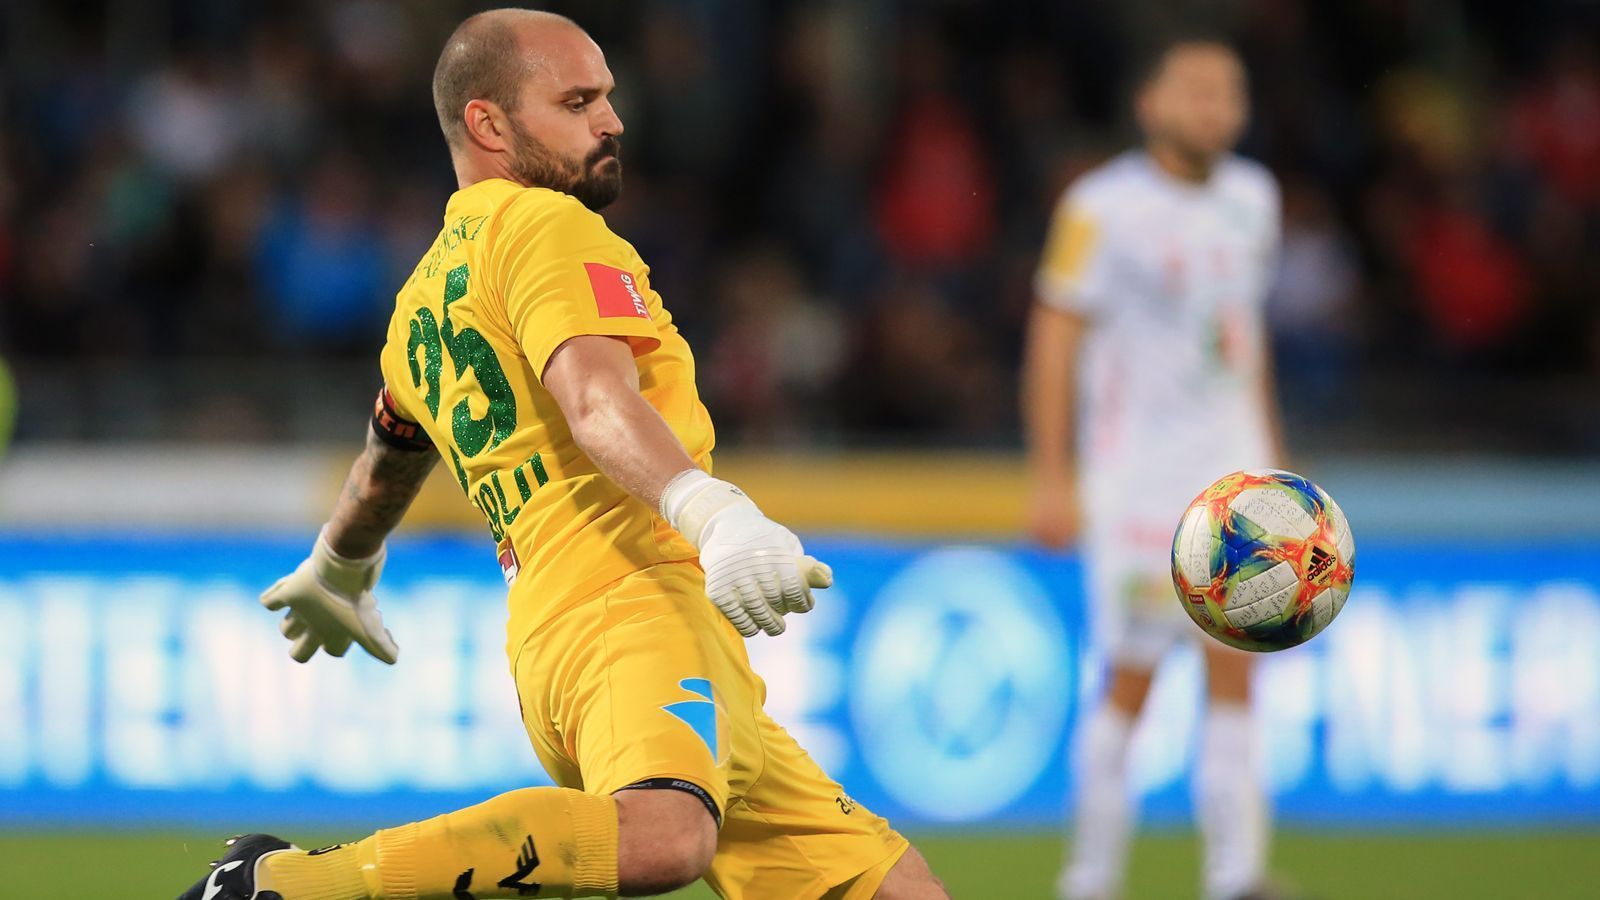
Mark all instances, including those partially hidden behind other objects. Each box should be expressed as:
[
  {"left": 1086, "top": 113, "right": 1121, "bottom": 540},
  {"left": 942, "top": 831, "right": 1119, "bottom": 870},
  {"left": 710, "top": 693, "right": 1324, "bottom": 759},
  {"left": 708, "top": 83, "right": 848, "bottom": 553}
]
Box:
[{"left": 3, "top": 0, "right": 1599, "bottom": 897}]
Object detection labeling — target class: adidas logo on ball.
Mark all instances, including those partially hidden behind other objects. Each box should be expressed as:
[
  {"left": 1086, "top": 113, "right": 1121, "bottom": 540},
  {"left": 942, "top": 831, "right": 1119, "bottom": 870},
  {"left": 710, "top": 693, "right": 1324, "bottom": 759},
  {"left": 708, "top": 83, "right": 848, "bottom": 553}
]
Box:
[{"left": 1306, "top": 545, "right": 1336, "bottom": 585}]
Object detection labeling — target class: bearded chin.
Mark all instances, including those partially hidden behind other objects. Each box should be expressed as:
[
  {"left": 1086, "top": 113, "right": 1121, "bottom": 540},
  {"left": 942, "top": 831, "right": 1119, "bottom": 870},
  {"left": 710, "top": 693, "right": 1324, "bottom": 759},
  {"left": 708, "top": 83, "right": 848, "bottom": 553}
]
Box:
[
  {"left": 570, "top": 159, "right": 623, "bottom": 211},
  {"left": 506, "top": 130, "right": 622, "bottom": 211}
]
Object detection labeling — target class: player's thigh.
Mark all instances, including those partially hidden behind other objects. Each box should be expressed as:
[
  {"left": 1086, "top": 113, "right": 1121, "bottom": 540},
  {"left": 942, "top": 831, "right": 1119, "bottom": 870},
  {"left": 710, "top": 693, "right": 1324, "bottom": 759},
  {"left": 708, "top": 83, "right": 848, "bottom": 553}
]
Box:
[
  {"left": 1084, "top": 519, "right": 1188, "bottom": 671},
  {"left": 514, "top": 561, "right": 764, "bottom": 813},
  {"left": 707, "top": 712, "right": 910, "bottom": 900}
]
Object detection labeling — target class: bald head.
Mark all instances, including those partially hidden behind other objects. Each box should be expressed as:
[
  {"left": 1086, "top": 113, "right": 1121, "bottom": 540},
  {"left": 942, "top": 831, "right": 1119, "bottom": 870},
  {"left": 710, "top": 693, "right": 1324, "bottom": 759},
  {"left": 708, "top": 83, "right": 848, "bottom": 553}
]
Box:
[
  {"left": 431, "top": 8, "right": 582, "bottom": 147},
  {"left": 431, "top": 8, "right": 624, "bottom": 205}
]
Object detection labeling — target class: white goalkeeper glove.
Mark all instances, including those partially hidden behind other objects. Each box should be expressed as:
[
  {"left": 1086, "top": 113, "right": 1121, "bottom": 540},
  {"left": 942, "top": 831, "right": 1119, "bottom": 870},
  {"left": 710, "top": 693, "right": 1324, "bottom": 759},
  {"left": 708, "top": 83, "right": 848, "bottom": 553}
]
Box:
[
  {"left": 661, "top": 469, "right": 833, "bottom": 637},
  {"left": 259, "top": 527, "right": 399, "bottom": 664}
]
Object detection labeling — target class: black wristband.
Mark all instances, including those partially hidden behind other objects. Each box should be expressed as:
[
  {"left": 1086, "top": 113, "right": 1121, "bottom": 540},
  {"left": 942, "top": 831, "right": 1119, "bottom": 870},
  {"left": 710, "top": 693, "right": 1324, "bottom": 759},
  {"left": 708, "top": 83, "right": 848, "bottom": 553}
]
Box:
[{"left": 371, "top": 387, "right": 433, "bottom": 452}]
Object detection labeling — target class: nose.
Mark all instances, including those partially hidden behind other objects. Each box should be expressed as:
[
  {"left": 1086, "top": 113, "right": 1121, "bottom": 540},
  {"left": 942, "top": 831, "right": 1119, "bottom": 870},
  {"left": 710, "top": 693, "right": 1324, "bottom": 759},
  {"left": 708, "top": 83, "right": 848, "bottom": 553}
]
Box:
[{"left": 595, "top": 100, "right": 623, "bottom": 138}]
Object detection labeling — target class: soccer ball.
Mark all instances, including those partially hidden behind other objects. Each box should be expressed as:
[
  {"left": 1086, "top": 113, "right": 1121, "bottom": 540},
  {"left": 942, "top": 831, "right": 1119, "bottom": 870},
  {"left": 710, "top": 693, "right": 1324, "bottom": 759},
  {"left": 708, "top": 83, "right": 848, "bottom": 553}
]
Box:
[{"left": 1171, "top": 469, "right": 1355, "bottom": 652}]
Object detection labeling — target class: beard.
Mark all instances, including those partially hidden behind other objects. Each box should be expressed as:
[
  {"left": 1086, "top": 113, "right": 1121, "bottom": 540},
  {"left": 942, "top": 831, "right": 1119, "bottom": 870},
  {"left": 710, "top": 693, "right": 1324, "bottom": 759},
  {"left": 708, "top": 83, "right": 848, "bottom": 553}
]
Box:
[{"left": 505, "top": 119, "right": 623, "bottom": 211}]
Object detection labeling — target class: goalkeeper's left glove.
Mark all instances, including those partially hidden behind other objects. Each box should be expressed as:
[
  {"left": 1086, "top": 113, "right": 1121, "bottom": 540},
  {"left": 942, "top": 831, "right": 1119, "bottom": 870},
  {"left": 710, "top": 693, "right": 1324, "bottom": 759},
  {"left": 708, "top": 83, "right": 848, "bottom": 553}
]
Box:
[
  {"left": 259, "top": 527, "right": 399, "bottom": 664},
  {"left": 662, "top": 468, "right": 833, "bottom": 637}
]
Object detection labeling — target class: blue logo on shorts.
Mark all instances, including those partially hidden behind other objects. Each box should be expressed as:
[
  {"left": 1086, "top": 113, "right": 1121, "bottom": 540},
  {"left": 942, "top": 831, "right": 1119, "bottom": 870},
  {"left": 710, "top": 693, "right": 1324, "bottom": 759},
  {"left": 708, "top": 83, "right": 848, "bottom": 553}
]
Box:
[{"left": 663, "top": 678, "right": 719, "bottom": 761}]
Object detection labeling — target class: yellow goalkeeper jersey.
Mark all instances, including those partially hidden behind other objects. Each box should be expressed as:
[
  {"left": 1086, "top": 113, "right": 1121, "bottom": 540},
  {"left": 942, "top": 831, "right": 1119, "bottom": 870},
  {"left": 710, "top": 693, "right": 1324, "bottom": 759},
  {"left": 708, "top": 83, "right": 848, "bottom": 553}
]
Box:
[{"left": 378, "top": 178, "right": 714, "bottom": 640}]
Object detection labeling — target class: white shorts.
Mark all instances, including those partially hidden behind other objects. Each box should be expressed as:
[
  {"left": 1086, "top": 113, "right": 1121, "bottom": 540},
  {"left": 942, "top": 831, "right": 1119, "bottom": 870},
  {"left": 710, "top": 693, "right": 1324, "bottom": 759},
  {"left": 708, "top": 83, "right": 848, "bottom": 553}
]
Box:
[{"left": 1081, "top": 471, "right": 1218, "bottom": 669}]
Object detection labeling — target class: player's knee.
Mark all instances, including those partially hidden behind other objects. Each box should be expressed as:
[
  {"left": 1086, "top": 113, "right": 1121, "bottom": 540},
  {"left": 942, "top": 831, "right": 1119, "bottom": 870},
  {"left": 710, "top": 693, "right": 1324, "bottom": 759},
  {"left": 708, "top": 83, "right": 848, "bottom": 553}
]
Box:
[
  {"left": 1105, "top": 663, "right": 1155, "bottom": 714},
  {"left": 1202, "top": 642, "right": 1254, "bottom": 702},
  {"left": 614, "top": 787, "right": 717, "bottom": 894}
]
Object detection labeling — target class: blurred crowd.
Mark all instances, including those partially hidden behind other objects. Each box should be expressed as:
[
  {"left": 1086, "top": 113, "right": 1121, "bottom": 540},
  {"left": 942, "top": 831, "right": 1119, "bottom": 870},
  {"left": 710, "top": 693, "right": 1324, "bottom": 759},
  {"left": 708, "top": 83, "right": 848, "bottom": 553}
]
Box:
[{"left": 2, "top": 0, "right": 1599, "bottom": 450}]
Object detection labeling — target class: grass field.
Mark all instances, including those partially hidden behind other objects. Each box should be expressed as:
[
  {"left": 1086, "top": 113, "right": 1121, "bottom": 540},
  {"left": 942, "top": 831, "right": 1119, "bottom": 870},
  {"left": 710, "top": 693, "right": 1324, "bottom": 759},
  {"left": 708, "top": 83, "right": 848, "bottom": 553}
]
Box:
[{"left": 2, "top": 828, "right": 1597, "bottom": 898}]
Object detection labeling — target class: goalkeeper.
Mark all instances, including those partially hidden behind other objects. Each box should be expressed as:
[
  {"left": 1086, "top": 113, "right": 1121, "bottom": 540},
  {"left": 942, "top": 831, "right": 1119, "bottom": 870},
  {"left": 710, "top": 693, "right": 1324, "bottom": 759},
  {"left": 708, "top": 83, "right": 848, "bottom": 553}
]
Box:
[{"left": 180, "top": 9, "right": 944, "bottom": 900}]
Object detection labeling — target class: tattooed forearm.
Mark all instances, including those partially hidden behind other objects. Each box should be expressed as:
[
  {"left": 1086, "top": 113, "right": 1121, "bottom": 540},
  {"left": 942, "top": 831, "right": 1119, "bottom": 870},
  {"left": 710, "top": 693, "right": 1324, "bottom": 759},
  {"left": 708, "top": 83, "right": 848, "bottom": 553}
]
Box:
[{"left": 325, "top": 429, "right": 439, "bottom": 559}]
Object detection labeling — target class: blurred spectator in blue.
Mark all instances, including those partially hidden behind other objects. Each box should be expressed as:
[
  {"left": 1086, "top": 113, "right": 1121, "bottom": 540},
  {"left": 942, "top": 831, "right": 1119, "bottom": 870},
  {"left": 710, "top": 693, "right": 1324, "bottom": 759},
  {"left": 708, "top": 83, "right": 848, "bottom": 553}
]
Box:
[
  {"left": 1268, "top": 178, "right": 1361, "bottom": 405},
  {"left": 254, "top": 155, "right": 387, "bottom": 353}
]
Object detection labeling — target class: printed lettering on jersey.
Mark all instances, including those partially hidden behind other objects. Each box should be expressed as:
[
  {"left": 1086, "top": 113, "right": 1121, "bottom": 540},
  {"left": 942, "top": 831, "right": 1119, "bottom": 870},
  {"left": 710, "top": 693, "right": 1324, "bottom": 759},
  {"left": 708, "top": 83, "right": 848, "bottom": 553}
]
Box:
[{"left": 584, "top": 262, "right": 651, "bottom": 320}]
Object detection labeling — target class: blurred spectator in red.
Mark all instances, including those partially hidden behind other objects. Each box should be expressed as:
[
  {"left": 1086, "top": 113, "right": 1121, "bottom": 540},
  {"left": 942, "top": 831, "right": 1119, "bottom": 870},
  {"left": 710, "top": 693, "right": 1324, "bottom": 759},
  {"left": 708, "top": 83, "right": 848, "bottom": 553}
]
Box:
[
  {"left": 874, "top": 24, "right": 996, "bottom": 271},
  {"left": 1407, "top": 189, "right": 1533, "bottom": 355},
  {"left": 1369, "top": 68, "right": 1535, "bottom": 358},
  {"left": 874, "top": 95, "right": 996, "bottom": 269},
  {"left": 1508, "top": 36, "right": 1600, "bottom": 210}
]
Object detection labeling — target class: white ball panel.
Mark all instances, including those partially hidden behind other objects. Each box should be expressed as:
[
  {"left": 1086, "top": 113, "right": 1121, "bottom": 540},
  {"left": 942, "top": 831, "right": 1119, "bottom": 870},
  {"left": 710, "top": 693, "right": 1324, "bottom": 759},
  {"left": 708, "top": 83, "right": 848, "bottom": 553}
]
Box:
[
  {"left": 1329, "top": 587, "right": 1349, "bottom": 619},
  {"left": 1325, "top": 494, "right": 1356, "bottom": 560},
  {"left": 1231, "top": 487, "right": 1319, "bottom": 540},
  {"left": 1310, "top": 588, "right": 1334, "bottom": 632},
  {"left": 1225, "top": 580, "right": 1298, "bottom": 628},
  {"left": 1173, "top": 505, "right": 1216, "bottom": 585},
  {"left": 1222, "top": 560, "right": 1298, "bottom": 612}
]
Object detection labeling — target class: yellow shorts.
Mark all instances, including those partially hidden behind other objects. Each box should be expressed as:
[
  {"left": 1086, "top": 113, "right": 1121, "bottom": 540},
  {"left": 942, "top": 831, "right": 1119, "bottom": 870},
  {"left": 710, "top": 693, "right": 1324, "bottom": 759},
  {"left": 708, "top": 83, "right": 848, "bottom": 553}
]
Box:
[{"left": 512, "top": 560, "right": 909, "bottom": 899}]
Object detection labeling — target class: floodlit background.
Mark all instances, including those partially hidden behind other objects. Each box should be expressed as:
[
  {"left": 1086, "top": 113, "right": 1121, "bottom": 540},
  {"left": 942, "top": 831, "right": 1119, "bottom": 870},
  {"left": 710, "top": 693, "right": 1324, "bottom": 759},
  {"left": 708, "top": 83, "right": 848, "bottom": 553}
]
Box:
[{"left": 2, "top": 1, "right": 1599, "bottom": 897}]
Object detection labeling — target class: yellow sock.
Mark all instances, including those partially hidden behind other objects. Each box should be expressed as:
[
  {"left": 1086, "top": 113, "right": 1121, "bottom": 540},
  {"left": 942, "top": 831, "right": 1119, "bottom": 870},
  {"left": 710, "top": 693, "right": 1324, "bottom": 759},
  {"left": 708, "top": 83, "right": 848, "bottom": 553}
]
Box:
[{"left": 259, "top": 787, "right": 619, "bottom": 899}]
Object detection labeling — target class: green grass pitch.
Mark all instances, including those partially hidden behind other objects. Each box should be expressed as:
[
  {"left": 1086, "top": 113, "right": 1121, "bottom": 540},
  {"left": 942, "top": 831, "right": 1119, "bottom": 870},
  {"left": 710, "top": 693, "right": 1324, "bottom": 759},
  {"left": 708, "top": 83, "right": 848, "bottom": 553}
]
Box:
[{"left": 2, "top": 828, "right": 1597, "bottom": 898}]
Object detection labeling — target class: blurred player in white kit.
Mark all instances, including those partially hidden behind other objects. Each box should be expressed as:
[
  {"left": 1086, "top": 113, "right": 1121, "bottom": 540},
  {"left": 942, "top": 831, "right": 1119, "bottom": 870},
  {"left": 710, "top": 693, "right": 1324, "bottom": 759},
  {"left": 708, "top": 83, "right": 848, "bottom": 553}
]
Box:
[{"left": 1022, "top": 35, "right": 1286, "bottom": 900}]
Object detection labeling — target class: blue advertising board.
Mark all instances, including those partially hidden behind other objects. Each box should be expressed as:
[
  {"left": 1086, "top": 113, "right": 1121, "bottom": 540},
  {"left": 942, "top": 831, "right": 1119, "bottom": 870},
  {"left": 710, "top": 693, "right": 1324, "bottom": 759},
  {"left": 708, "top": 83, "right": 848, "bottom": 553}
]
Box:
[{"left": 1, "top": 533, "right": 1598, "bottom": 829}]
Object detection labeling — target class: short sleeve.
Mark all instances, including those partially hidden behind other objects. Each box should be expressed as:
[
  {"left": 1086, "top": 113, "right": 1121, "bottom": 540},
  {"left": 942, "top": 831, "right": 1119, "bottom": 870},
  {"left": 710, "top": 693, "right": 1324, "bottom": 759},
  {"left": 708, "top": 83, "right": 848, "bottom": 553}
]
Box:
[
  {"left": 1034, "top": 188, "right": 1114, "bottom": 317},
  {"left": 490, "top": 194, "right": 661, "bottom": 380},
  {"left": 1260, "top": 172, "right": 1284, "bottom": 278},
  {"left": 376, "top": 317, "right": 433, "bottom": 432},
  {"left": 370, "top": 384, "right": 433, "bottom": 451}
]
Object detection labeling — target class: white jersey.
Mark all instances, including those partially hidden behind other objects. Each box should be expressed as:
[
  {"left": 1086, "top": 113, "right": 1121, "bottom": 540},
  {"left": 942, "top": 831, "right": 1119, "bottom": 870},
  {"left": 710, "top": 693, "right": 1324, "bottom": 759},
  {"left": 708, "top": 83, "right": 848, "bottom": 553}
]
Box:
[{"left": 1036, "top": 150, "right": 1280, "bottom": 521}]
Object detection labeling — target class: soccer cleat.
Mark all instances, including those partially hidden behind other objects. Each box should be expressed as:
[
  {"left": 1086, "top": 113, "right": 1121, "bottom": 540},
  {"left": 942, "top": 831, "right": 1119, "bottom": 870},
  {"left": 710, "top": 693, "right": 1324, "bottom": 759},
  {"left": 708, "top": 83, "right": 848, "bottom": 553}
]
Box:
[
  {"left": 1229, "top": 881, "right": 1323, "bottom": 900},
  {"left": 177, "top": 833, "right": 295, "bottom": 900}
]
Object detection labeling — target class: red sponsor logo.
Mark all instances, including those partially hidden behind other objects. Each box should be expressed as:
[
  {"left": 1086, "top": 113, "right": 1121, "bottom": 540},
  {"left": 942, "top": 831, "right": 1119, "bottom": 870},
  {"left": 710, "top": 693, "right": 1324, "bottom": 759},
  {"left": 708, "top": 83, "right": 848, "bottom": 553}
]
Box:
[
  {"left": 497, "top": 541, "right": 520, "bottom": 585},
  {"left": 585, "top": 262, "right": 650, "bottom": 319}
]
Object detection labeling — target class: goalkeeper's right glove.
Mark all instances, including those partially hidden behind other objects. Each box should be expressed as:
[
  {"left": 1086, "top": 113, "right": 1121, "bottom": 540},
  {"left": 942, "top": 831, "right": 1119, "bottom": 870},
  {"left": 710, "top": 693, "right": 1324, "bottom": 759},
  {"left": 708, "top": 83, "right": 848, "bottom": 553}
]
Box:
[
  {"left": 661, "top": 469, "right": 833, "bottom": 637},
  {"left": 258, "top": 527, "right": 399, "bottom": 664}
]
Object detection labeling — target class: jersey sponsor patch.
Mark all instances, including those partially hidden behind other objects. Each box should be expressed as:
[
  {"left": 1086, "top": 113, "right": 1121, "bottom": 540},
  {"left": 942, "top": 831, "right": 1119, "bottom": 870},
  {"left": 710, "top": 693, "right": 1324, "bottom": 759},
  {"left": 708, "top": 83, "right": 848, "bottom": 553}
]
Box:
[
  {"left": 1041, "top": 209, "right": 1098, "bottom": 282},
  {"left": 584, "top": 262, "right": 650, "bottom": 319},
  {"left": 497, "top": 538, "right": 521, "bottom": 585}
]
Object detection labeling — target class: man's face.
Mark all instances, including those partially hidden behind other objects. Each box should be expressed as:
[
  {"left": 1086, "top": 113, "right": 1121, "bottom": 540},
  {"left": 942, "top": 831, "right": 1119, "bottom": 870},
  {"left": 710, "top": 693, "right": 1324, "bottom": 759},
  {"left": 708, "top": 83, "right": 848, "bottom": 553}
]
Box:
[
  {"left": 1138, "top": 44, "right": 1248, "bottom": 164},
  {"left": 503, "top": 29, "right": 624, "bottom": 210}
]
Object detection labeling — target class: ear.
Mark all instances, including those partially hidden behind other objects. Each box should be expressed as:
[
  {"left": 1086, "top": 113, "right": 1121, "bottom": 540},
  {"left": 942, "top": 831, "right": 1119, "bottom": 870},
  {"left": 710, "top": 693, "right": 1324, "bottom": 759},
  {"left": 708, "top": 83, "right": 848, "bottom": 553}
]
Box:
[
  {"left": 1133, "top": 86, "right": 1159, "bottom": 129},
  {"left": 463, "top": 98, "right": 511, "bottom": 153}
]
